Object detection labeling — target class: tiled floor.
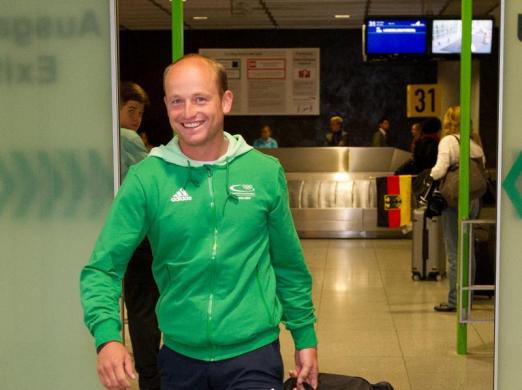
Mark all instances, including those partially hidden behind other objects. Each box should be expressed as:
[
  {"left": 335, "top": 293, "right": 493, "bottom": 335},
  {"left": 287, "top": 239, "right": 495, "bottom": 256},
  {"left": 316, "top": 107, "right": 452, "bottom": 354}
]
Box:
[{"left": 128, "top": 238, "right": 495, "bottom": 390}]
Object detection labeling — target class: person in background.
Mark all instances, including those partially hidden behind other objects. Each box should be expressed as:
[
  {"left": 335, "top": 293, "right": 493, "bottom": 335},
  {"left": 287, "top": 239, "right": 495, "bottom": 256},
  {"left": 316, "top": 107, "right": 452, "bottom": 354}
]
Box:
[
  {"left": 119, "top": 81, "right": 161, "bottom": 390},
  {"left": 431, "top": 106, "right": 485, "bottom": 312},
  {"left": 411, "top": 117, "right": 441, "bottom": 174},
  {"left": 120, "top": 82, "right": 150, "bottom": 179},
  {"left": 325, "top": 116, "right": 348, "bottom": 146},
  {"left": 371, "top": 117, "right": 390, "bottom": 147},
  {"left": 253, "top": 125, "right": 278, "bottom": 148},
  {"left": 81, "top": 54, "right": 318, "bottom": 390},
  {"left": 410, "top": 122, "right": 422, "bottom": 152}
]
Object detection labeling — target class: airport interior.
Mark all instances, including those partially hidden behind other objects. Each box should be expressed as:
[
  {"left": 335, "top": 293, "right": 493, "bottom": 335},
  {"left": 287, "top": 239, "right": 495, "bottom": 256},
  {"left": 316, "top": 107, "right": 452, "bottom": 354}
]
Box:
[
  {"left": 4, "top": 1, "right": 522, "bottom": 389},
  {"left": 120, "top": 2, "right": 498, "bottom": 388}
]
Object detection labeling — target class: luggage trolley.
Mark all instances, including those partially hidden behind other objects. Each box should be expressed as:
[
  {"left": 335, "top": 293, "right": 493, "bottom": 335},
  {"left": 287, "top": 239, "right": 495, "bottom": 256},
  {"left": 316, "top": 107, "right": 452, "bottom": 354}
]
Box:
[{"left": 458, "top": 218, "right": 496, "bottom": 324}]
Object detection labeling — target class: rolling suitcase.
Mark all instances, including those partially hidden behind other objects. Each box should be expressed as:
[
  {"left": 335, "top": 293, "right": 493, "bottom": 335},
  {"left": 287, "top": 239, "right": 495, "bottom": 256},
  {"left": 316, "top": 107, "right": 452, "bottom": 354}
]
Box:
[
  {"left": 412, "top": 206, "right": 446, "bottom": 280},
  {"left": 284, "top": 373, "right": 394, "bottom": 390}
]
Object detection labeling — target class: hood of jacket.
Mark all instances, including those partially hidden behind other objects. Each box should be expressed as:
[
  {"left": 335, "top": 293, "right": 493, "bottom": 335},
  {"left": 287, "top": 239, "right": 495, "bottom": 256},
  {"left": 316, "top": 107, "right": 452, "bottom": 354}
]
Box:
[{"left": 149, "top": 132, "right": 252, "bottom": 167}]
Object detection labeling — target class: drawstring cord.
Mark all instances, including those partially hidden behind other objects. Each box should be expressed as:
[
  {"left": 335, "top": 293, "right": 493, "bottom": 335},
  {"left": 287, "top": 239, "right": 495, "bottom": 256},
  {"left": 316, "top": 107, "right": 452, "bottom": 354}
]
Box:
[
  {"left": 222, "top": 157, "right": 238, "bottom": 215},
  {"left": 183, "top": 160, "right": 201, "bottom": 189},
  {"left": 181, "top": 158, "right": 237, "bottom": 214}
]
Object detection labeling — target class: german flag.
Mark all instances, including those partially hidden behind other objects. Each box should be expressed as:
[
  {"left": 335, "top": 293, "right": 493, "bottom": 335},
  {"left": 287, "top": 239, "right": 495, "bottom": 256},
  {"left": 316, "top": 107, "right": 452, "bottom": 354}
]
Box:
[{"left": 376, "top": 175, "right": 412, "bottom": 228}]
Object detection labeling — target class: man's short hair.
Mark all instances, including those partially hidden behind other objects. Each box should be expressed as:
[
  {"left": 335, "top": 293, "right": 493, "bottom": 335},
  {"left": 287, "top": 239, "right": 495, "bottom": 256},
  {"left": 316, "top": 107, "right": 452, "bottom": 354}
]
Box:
[
  {"left": 378, "top": 116, "right": 389, "bottom": 125},
  {"left": 120, "top": 81, "right": 150, "bottom": 107},
  {"left": 330, "top": 116, "right": 343, "bottom": 124},
  {"left": 163, "top": 53, "right": 228, "bottom": 97},
  {"left": 163, "top": 53, "right": 229, "bottom": 97}
]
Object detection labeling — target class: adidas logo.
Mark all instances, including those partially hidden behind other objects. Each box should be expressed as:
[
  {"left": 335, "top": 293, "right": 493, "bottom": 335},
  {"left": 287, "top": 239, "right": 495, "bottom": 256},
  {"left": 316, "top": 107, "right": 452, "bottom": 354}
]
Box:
[{"left": 170, "top": 188, "right": 192, "bottom": 202}]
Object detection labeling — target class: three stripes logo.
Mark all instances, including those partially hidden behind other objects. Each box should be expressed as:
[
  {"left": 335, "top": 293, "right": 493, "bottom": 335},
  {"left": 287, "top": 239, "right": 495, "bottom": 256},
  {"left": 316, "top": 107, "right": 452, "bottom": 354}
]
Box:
[{"left": 170, "top": 188, "right": 192, "bottom": 202}]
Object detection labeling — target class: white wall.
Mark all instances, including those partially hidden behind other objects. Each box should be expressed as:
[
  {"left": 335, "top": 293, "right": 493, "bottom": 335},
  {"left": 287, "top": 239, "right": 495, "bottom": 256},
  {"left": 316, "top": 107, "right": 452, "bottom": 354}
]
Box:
[{"left": 437, "top": 60, "right": 481, "bottom": 133}]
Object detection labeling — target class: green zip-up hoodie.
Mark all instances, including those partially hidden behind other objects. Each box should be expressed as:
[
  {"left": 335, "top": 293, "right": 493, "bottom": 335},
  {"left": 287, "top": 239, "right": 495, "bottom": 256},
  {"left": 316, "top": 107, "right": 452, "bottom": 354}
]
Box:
[{"left": 80, "top": 132, "right": 317, "bottom": 361}]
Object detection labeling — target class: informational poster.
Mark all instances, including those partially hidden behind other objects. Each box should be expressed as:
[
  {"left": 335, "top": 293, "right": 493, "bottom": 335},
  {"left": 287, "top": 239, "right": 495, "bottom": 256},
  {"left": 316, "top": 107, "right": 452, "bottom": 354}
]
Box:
[{"left": 200, "top": 48, "right": 320, "bottom": 115}]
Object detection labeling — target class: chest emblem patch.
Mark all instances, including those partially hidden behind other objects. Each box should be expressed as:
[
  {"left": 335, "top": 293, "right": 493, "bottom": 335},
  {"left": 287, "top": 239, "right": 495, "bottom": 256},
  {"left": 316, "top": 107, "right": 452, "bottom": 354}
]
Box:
[{"left": 229, "top": 184, "right": 256, "bottom": 200}]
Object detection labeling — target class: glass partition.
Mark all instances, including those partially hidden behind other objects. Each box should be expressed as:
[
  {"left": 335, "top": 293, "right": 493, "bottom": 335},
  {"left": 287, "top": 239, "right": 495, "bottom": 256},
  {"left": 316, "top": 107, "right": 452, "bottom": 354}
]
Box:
[{"left": 0, "top": 1, "right": 117, "bottom": 388}]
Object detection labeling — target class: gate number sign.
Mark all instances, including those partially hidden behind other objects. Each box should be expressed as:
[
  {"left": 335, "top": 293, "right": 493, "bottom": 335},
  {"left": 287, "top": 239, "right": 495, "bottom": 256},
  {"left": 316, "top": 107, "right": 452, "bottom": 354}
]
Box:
[{"left": 407, "top": 84, "right": 441, "bottom": 118}]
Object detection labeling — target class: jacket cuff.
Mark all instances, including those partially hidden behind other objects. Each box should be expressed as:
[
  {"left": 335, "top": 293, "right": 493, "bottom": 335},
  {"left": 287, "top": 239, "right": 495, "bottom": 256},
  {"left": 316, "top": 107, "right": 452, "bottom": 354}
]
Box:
[
  {"left": 291, "top": 324, "right": 318, "bottom": 350},
  {"left": 94, "top": 320, "right": 122, "bottom": 349}
]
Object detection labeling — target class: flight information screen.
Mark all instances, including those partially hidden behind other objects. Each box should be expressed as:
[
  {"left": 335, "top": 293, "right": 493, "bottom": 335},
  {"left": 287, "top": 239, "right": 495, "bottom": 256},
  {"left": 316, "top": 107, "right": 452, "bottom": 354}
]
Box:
[{"left": 366, "top": 18, "right": 428, "bottom": 55}]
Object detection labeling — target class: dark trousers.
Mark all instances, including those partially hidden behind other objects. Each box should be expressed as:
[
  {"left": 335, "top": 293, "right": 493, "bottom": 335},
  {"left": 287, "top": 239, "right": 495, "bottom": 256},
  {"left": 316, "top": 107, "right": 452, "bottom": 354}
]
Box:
[
  {"left": 158, "top": 340, "right": 284, "bottom": 390},
  {"left": 124, "top": 239, "right": 161, "bottom": 390}
]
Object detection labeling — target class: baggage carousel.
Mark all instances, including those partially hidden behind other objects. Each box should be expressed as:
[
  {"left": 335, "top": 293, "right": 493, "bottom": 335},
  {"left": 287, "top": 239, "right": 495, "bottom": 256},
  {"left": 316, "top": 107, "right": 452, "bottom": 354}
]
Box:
[{"left": 261, "top": 147, "right": 412, "bottom": 238}]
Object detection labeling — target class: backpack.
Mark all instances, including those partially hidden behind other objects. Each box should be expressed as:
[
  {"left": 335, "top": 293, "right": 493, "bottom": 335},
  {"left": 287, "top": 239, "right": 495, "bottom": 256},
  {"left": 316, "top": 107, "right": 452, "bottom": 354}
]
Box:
[{"left": 284, "top": 373, "right": 394, "bottom": 390}]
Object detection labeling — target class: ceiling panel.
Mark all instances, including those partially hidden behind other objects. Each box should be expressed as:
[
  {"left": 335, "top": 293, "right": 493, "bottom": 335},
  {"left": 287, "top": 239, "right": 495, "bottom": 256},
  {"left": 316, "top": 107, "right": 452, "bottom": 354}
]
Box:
[
  {"left": 368, "top": 0, "right": 449, "bottom": 15},
  {"left": 118, "top": 0, "right": 500, "bottom": 31},
  {"left": 442, "top": 0, "right": 500, "bottom": 16}
]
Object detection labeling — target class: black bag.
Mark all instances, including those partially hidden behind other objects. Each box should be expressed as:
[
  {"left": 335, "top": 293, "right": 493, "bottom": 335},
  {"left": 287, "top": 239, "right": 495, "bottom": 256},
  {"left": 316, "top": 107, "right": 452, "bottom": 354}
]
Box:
[
  {"left": 438, "top": 136, "right": 487, "bottom": 208},
  {"left": 412, "top": 170, "right": 446, "bottom": 217},
  {"left": 425, "top": 189, "right": 447, "bottom": 218},
  {"left": 412, "top": 169, "right": 433, "bottom": 203},
  {"left": 284, "top": 373, "right": 394, "bottom": 390}
]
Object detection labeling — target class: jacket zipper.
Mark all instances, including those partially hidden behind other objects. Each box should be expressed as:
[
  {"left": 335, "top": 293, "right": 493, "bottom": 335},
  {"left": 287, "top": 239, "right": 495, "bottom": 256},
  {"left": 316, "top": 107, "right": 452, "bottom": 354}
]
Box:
[{"left": 206, "top": 167, "right": 218, "bottom": 361}]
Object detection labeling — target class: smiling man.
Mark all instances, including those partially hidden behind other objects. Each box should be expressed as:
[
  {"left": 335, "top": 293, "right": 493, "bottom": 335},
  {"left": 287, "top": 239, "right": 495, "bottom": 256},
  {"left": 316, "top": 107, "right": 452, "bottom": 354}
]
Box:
[{"left": 80, "top": 54, "right": 318, "bottom": 390}]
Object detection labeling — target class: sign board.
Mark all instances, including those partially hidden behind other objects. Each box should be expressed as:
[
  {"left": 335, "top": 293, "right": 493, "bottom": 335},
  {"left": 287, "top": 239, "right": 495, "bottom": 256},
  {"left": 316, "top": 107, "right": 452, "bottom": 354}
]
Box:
[
  {"left": 406, "top": 84, "right": 441, "bottom": 118},
  {"left": 199, "top": 48, "right": 320, "bottom": 116}
]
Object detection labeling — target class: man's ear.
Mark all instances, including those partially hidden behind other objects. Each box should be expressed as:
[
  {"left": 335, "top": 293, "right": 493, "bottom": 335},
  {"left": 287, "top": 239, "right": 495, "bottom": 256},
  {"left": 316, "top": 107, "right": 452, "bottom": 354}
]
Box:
[{"left": 221, "top": 90, "right": 234, "bottom": 114}]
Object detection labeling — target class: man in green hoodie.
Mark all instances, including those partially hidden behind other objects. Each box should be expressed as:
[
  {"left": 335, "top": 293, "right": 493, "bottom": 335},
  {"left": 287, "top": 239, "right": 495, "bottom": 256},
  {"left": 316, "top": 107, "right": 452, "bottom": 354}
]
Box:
[{"left": 80, "top": 54, "right": 318, "bottom": 390}]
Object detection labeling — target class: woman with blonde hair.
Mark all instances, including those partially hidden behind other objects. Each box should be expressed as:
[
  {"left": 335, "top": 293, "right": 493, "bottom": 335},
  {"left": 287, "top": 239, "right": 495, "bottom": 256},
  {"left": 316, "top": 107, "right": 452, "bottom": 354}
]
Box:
[{"left": 430, "top": 105, "right": 486, "bottom": 312}]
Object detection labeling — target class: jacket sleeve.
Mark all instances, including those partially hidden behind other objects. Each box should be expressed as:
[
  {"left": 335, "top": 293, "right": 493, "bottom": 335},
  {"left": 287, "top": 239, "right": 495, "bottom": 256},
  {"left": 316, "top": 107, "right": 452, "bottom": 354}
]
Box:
[
  {"left": 430, "top": 136, "right": 454, "bottom": 180},
  {"left": 371, "top": 131, "right": 381, "bottom": 147},
  {"left": 267, "top": 164, "right": 317, "bottom": 350},
  {"left": 121, "top": 134, "right": 148, "bottom": 179},
  {"left": 79, "top": 169, "right": 150, "bottom": 348}
]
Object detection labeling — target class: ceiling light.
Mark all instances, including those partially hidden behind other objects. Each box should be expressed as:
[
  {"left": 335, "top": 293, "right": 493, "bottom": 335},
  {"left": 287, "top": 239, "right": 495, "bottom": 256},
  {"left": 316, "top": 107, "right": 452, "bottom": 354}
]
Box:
[
  {"left": 334, "top": 14, "right": 351, "bottom": 19},
  {"left": 193, "top": 16, "right": 208, "bottom": 20}
]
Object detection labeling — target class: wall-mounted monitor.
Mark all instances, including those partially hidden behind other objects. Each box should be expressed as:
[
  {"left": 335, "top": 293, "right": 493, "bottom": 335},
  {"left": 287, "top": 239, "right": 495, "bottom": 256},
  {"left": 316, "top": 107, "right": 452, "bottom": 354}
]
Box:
[
  {"left": 365, "top": 18, "right": 428, "bottom": 56},
  {"left": 431, "top": 19, "right": 493, "bottom": 54}
]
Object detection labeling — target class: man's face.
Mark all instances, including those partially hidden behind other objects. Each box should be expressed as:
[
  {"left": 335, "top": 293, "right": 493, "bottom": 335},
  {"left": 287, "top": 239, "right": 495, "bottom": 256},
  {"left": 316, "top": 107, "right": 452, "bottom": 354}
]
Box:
[
  {"left": 119, "top": 100, "right": 145, "bottom": 131},
  {"left": 261, "top": 126, "right": 271, "bottom": 140},
  {"left": 164, "top": 58, "right": 233, "bottom": 151},
  {"left": 330, "top": 121, "right": 341, "bottom": 133},
  {"left": 411, "top": 124, "right": 420, "bottom": 137},
  {"left": 380, "top": 120, "right": 390, "bottom": 132}
]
